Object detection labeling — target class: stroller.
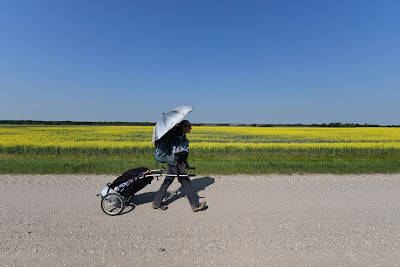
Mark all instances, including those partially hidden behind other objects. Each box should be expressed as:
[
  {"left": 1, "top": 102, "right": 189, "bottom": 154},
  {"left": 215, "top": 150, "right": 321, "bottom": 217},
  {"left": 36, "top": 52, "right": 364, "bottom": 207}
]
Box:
[
  {"left": 97, "top": 167, "right": 195, "bottom": 216},
  {"left": 97, "top": 167, "right": 161, "bottom": 216}
]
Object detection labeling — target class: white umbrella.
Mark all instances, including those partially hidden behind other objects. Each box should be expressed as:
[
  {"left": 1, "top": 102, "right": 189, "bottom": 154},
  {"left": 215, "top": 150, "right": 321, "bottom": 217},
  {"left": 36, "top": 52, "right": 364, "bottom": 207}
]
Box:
[{"left": 152, "top": 106, "right": 194, "bottom": 144}]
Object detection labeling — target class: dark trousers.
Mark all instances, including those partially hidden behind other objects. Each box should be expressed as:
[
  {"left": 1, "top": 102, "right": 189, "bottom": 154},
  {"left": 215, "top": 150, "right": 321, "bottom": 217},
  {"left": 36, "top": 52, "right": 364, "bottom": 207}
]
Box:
[{"left": 153, "top": 164, "right": 199, "bottom": 208}]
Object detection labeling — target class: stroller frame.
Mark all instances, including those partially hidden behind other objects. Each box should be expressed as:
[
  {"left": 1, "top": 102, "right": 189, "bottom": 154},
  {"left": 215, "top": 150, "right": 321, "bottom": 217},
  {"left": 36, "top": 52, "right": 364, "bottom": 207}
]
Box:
[{"left": 97, "top": 168, "right": 195, "bottom": 216}]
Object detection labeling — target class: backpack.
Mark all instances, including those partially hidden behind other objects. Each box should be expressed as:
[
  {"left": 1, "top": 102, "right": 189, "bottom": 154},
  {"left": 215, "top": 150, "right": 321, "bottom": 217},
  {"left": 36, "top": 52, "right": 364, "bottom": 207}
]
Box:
[
  {"left": 154, "top": 126, "right": 179, "bottom": 155},
  {"left": 109, "top": 167, "right": 153, "bottom": 197}
]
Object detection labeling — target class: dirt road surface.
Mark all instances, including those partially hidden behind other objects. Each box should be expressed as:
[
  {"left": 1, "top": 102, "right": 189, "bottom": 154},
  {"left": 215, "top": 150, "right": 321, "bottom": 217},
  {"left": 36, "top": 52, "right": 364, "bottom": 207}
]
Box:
[{"left": 1, "top": 174, "right": 400, "bottom": 266}]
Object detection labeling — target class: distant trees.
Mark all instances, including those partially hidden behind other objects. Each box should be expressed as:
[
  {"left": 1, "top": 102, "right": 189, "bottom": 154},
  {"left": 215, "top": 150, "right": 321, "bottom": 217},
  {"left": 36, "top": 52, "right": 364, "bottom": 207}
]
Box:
[
  {"left": 256, "top": 123, "right": 396, "bottom": 127},
  {"left": 0, "top": 120, "right": 397, "bottom": 127},
  {"left": 0, "top": 120, "right": 155, "bottom": 126}
]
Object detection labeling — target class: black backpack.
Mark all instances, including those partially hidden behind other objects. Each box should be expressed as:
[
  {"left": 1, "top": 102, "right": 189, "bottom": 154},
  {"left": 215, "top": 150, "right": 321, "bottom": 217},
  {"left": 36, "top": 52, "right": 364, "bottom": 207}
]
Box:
[
  {"left": 110, "top": 167, "right": 153, "bottom": 197},
  {"left": 155, "top": 126, "right": 179, "bottom": 154}
]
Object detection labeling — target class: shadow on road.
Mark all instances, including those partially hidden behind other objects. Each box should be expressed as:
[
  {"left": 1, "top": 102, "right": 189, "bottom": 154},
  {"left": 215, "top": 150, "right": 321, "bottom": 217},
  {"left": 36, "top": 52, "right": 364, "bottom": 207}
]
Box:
[
  {"left": 125, "top": 177, "right": 215, "bottom": 210},
  {"left": 163, "top": 176, "right": 215, "bottom": 206}
]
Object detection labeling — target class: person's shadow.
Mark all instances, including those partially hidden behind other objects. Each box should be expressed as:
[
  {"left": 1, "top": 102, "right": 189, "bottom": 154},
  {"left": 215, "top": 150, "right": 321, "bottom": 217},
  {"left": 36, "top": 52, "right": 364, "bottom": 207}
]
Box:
[
  {"left": 122, "top": 176, "right": 215, "bottom": 214},
  {"left": 162, "top": 176, "right": 214, "bottom": 207}
]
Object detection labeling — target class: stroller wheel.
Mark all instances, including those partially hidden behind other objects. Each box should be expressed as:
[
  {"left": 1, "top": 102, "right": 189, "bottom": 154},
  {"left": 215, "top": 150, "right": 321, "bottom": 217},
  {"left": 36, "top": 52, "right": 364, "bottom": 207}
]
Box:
[
  {"left": 123, "top": 195, "right": 133, "bottom": 203},
  {"left": 101, "top": 193, "right": 124, "bottom": 216}
]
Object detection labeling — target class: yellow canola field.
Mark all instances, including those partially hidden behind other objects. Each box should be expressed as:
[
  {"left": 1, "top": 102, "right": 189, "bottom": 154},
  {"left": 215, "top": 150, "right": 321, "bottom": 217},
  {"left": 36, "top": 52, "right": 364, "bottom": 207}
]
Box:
[{"left": 0, "top": 125, "right": 399, "bottom": 155}]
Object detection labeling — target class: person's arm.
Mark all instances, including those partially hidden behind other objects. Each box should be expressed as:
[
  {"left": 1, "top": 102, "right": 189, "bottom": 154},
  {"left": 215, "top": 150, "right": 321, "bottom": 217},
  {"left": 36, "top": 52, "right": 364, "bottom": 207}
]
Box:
[
  {"left": 184, "top": 160, "right": 191, "bottom": 169},
  {"left": 171, "top": 135, "right": 183, "bottom": 155}
]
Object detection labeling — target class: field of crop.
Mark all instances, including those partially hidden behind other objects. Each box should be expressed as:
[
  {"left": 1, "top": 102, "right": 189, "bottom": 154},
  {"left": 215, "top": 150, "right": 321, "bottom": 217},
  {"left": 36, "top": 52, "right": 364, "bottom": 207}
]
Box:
[{"left": 1, "top": 125, "right": 399, "bottom": 174}]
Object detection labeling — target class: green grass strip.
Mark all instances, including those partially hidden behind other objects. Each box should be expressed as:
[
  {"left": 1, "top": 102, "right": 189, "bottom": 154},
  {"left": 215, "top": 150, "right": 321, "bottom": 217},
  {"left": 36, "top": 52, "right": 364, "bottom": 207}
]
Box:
[{"left": 1, "top": 154, "right": 399, "bottom": 175}]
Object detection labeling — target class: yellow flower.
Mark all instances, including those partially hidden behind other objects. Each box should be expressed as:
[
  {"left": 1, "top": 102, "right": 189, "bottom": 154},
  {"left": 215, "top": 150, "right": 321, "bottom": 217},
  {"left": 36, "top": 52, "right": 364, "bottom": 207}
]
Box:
[{"left": 1, "top": 125, "right": 399, "bottom": 155}]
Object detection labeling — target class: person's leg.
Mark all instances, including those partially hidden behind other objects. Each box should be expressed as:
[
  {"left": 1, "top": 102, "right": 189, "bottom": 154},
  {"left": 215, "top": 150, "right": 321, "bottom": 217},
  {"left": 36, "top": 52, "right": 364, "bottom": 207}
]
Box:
[
  {"left": 178, "top": 176, "right": 201, "bottom": 208},
  {"left": 176, "top": 164, "right": 200, "bottom": 208},
  {"left": 152, "top": 165, "right": 177, "bottom": 208},
  {"left": 152, "top": 178, "right": 173, "bottom": 207}
]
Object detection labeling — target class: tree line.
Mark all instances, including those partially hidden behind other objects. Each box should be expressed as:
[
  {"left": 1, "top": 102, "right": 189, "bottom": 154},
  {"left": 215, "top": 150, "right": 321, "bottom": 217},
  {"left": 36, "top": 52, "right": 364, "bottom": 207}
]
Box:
[
  {"left": 254, "top": 123, "right": 399, "bottom": 127},
  {"left": 0, "top": 120, "right": 398, "bottom": 127},
  {"left": 0, "top": 120, "right": 155, "bottom": 126}
]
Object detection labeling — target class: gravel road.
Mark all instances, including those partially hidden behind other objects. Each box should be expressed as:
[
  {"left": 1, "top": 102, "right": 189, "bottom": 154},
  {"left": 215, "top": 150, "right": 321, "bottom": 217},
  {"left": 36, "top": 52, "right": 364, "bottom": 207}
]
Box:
[{"left": 1, "top": 173, "right": 400, "bottom": 267}]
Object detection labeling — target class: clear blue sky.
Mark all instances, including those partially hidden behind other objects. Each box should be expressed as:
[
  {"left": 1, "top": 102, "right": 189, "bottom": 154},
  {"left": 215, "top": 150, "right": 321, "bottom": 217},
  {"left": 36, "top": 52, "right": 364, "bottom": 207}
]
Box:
[{"left": 1, "top": 0, "right": 399, "bottom": 125}]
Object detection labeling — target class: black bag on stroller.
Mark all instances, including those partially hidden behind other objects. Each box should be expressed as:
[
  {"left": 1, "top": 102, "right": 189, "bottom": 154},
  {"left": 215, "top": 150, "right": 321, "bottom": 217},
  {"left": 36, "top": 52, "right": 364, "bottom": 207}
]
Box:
[
  {"left": 98, "top": 167, "right": 154, "bottom": 216},
  {"left": 110, "top": 167, "right": 154, "bottom": 197}
]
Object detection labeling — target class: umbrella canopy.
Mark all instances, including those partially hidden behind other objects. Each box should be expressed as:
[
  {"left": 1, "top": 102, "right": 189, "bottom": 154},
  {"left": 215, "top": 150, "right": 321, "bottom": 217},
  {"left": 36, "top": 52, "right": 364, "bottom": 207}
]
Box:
[{"left": 152, "top": 106, "right": 194, "bottom": 144}]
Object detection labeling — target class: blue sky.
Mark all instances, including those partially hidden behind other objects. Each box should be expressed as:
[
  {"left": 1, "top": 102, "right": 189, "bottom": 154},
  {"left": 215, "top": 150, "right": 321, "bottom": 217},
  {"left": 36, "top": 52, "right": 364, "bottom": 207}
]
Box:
[{"left": 1, "top": 0, "right": 399, "bottom": 125}]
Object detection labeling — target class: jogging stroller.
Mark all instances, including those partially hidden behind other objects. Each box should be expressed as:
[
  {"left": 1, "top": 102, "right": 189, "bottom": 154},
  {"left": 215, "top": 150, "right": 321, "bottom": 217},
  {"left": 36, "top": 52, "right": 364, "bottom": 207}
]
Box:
[
  {"left": 97, "top": 167, "right": 162, "bottom": 216},
  {"left": 97, "top": 166, "right": 196, "bottom": 216}
]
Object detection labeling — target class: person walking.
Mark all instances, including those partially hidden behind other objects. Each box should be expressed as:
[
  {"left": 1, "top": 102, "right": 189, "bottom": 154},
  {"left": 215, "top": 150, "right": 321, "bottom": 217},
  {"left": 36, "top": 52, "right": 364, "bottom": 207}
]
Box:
[{"left": 152, "top": 120, "right": 206, "bottom": 212}]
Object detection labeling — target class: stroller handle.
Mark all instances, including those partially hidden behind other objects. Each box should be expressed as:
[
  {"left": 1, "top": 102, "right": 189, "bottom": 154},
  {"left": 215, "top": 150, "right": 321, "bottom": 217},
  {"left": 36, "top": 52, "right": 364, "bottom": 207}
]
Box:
[
  {"left": 165, "top": 174, "right": 195, "bottom": 177},
  {"left": 144, "top": 174, "right": 163, "bottom": 178},
  {"left": 146, "top": 173, "right": 195, "bottom": 178},
  {"left": 150, "top": 169, "right": 168, "bottom": 173},
  {"left": 149, "top": 168, "right": 196, "bottom": 178}
]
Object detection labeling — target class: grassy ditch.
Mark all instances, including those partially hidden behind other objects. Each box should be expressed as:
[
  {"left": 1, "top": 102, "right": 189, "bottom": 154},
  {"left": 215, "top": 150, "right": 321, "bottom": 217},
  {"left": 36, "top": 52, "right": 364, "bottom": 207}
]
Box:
[{"left": 1, "top": 154, "right": 399, "bottom": 175}]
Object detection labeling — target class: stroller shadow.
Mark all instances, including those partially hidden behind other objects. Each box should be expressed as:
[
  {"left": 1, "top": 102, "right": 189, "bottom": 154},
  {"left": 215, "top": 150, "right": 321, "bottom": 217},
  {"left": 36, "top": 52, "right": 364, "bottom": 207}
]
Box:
[{"left": 124, "top": 177, "right": 215, "bottom": 212}]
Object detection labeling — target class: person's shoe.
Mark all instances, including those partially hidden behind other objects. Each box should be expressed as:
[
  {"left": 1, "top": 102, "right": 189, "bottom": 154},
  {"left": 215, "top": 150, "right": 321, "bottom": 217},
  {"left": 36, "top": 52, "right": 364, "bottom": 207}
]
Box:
[
  {"left": 152, "top": 204, "right": 167, "bottom": 210},
  {"left": 192, "top": 201, "right": 206, "bottom": 212}
]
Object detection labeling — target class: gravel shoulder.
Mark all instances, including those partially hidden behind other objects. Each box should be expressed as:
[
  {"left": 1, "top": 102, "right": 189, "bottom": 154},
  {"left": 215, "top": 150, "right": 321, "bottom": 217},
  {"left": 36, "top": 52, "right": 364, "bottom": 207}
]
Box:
[{"left": 1, "top": 173, "right": 400, "bottom": 267}]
